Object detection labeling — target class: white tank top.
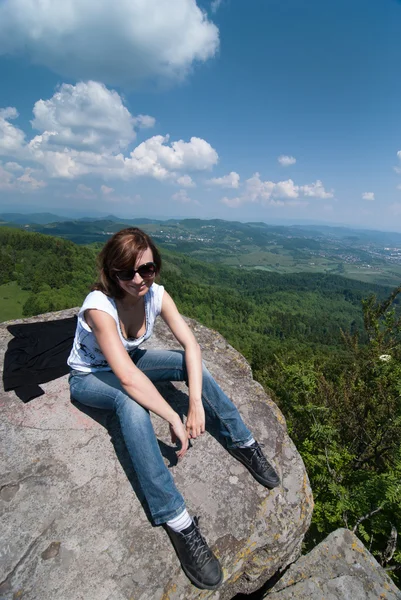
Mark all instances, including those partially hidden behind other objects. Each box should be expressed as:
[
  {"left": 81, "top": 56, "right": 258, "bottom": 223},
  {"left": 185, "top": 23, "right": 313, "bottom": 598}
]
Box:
[{"left": 67, "top": 284, "right": 164, "bottom": 373}]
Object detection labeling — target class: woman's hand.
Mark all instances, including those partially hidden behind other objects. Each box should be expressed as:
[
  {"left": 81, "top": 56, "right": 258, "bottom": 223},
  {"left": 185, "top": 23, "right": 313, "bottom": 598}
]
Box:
[
  {"left": 186, "top": 402, "right": 205, "bottom": 440},
  {"left": 169, "top": 414, "right": 189, "bottom": 459}
]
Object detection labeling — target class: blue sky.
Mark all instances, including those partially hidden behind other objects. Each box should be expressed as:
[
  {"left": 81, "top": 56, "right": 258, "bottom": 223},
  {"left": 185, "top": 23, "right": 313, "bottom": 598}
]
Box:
[{"left": 1, "top": 0, "right": 401, "bottom": 231}]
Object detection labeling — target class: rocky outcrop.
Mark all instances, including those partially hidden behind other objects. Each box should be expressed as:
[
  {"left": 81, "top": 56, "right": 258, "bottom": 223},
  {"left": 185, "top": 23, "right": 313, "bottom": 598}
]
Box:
[
  {"left": 265, "top": 528, "right": 401, "bottom": 600},
  {"left": 0, "top": 309, "right": 313, "bottom": 600}
]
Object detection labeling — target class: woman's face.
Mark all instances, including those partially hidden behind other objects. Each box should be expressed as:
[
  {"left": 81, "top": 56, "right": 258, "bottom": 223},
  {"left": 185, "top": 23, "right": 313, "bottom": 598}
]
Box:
[{"left": 116, "top": 247, "right": 155, "bottom": 301}]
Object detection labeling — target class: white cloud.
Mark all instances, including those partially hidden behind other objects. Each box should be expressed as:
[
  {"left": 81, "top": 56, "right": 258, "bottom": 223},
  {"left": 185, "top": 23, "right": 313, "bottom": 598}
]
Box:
[
  {"left": 66, "top": 183, "right": 97, "bottom": 200},
  {"left": 278, "top": 155, "right": 296, "bottom": 167},
  {"left": 397, "top": 184, "right": 401, "bottom": 191},
  {"left": 221, "top": 196, "right": 242, "bottom": 208},
  {"left": 0, "top": 161, "right": 46, "bottom": 192},
  {"left": 101, "top": 185, "right": 114, "bottom": 195},
  {"left": 362, "top": 192, "right": 375, "bottom": 201},
  {"left": 172, "top": 189, "right": 192, "bottom": 203},
  {"left": 31, "top": 81, "right": 141, "bottom": 152},
  {"left": 133, "top": 115, "right": 156, "bottom": 129},
  {"left": 300, "top": 180, "right": 334, "bottom": 199},
  {"left": 5, "top": 161, "right": 24, "bottom": 171},
  {"left": 221, "top": 172, "right": 333, "bottom": 207},
  {"left": 177, "top": 175, "right": 196, "bottom": 188},
  {"left": 0, "top": 163, "right": 14, "bottom": 190},
  {"left": 274, "top": 179, "right": 299, "bottom": 199},
  {"left": 207, "top": 171, "right": 240, "bottom": 189},
  {"left": 124, "top": 135, "right": 218, "bottom": 180},
  {"left": 211, "top": 0, "right": 223, "bottom": 13},
  {"left": 0, "top": 0, "right": 219, "bottom": 86},
  {"left": 0, "top": 83, "right": 219, "bottom": 185},
  {"left": 0, "top": 108, "right": 26, "bottom": 155},
  {"left": 17, "top": 168, "right": 46, "bottom": 190}
]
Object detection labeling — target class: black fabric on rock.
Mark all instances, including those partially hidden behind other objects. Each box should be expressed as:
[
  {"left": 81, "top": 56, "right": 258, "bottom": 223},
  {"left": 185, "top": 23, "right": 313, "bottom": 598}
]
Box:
[{"left": 3, "top": 316, "right": 77, "bottom": 402}]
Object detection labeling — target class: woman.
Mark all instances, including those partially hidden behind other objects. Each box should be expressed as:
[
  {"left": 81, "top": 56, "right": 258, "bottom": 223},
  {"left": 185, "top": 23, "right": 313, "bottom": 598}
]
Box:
[{"left": 68, "top": 227, "right": 279, "bottom": 590}]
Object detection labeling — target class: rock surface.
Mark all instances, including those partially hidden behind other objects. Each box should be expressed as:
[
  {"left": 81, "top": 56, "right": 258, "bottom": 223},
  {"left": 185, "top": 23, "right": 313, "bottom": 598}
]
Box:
[
  {"left": 265, "top": 528, "right": 401, "bottom": 600},
  {"left": 0, "top": 309, "right": 313, "bottom": 600}
]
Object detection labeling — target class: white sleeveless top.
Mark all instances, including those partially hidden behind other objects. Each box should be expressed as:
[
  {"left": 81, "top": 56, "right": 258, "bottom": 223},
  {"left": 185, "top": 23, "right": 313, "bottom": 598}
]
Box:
[{"left": 67, "top": 284, "right": 164, "bottom": 373}]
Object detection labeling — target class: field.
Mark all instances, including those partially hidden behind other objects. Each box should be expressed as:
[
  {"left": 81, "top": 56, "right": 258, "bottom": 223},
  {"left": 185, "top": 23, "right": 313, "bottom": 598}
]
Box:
[
  {"left": 2, "top": 215, "right": 401, "bottom": 288},
  {"left": 0, "top": 281, "right": 30, "bottom": 321},
  {"left": 173, "top": 244, "right": 401, "bottom": 287}
]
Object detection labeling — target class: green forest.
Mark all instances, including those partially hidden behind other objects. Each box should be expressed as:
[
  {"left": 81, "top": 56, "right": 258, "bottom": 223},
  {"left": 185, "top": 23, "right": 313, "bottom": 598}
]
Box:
[{"left": 1, "top": 226, "right": 400, "bottom": 582}]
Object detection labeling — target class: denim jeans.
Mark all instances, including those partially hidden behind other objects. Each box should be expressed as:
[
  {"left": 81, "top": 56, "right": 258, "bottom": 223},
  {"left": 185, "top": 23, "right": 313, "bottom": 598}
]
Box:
[{"left": 69, "top": 349, "right": 252, "bottom": 525}]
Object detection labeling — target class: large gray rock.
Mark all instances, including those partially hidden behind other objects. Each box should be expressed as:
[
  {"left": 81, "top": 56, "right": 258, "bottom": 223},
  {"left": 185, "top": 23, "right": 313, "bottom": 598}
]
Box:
[
  {"left": 0, "top": 309, "right": 313, "bottom": 600},
  {"left": 265, "top": 528, "right": 401, "bottom": 600}
]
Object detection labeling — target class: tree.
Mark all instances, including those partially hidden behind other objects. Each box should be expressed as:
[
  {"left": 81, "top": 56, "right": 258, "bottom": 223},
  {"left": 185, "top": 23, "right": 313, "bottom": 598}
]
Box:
[{"left": 258, "top": 285, "right": 401, "bottom": 582}]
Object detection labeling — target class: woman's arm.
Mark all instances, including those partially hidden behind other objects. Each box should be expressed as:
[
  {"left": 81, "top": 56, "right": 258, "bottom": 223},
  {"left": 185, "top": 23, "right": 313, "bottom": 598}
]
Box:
[
  {"left": 86, "top": 308, "right": 189, "bottom": 458},
  {"left": 160, "top": 292, "right": 205, "bottom": 439}
]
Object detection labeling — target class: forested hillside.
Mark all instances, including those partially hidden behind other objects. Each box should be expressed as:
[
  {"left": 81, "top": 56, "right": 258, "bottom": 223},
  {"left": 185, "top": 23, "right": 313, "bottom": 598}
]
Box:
[
  {"left": 1, "top": 226, "right": 400, "bottom": 580},
  {"left": 0, "top": 225, "right": 390, "bottom": 360},
  {"left": 0, "top": 227, "right": 97, "bottom": 317}
]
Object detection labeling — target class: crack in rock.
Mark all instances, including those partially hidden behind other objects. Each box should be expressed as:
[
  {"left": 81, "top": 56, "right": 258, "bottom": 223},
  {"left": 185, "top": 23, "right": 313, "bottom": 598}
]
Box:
[{"left": 0, "top": 519, "right": 55, "bottom": 593}]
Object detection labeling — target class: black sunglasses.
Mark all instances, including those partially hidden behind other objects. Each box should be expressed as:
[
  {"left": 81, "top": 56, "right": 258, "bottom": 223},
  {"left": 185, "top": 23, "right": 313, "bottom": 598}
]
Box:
[{"left": 115, "top": 262, "right": 157, "bottom": 281}]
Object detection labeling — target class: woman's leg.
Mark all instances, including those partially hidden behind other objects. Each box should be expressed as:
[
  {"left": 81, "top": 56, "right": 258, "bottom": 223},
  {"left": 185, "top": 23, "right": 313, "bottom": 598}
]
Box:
[
  {"left": 132, "top": 349, "right": 253, "bottom": 448},
  {"left": 70, "top": 369, "right": 224, "bottom": 590},
  {"left": 69, "top": 371, "right": 186, "bottom": 525}
]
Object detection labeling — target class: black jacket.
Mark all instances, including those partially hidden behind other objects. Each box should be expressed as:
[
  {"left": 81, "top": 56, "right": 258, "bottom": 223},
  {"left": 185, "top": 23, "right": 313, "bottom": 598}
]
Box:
[{"left": 3, "top": 316, "right": 77, "bottom": 402}]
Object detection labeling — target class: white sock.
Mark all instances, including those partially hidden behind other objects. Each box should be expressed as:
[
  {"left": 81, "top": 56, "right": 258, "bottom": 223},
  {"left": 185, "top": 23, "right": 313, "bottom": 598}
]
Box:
[
  {"left": 166, "top": 509, "right": 192, "bottom": 532},
  {"left": 238, "top": 437, "right": 256, "bottom": 448}
]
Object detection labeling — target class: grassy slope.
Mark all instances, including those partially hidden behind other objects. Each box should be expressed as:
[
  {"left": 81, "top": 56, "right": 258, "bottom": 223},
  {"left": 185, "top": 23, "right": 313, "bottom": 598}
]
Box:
[{"left": 0, "top": 281, "right": 30, "bottom": 321}]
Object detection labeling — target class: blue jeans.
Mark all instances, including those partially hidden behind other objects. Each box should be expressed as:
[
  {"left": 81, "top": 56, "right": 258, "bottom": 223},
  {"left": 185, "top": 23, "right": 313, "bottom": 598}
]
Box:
[{"left": 69, "top": 349, "right": 252, "bottom": 525}]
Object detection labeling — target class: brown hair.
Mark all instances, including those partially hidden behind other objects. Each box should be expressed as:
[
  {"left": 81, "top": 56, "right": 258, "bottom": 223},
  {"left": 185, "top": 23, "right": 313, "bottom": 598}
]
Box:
[{"left": 92, "top": 227, "right": 162, "bottom": 299}]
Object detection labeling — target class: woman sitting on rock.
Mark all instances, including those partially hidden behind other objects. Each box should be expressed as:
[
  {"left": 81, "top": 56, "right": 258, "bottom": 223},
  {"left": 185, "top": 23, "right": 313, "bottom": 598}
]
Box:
[{"left": 68, "top": 227, "right": 279, "bottom": 590}]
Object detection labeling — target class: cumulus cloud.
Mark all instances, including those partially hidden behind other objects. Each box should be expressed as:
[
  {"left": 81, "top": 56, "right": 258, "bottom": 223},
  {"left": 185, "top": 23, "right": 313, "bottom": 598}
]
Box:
[
  {"left": 74, "top": 184, "right": 97, "bottom": 199},
  {"left": 31, "top": 81, "right": 142, "bottom": 152},
  {"left": 221, "top": 196, "right": 242, "bottom": 208},
  {"left": 0, "top": 82, "right": 219, "bottom": 185},
  {"left": 278, "top": 155, "right": 296, "bottom": 167},
  {"left": 300, "top": 180, "right": 334, "bottom": 199},
  {"left": 101, "top": 185, "right": 114, "bottom": 195},
  {"left": 221, "top": 172, "right": 333, "bottom": 208},
  {"left": 0, "top": 0, "right": 219, "bottom": 86},
  {"left": 133, "top": 115, "right": 156, "bottom": 129},
  {"left": 0, "top": 108, "right": 26, "bottom": 155},
  {"left": 207, "top": 171, "right": 240, "bottom": 189},
  {"left": 362, "top": 192, "right": 375, "bottom": 201},
  {"left": 5, "top": 161, "right": 24, "bottom": 171},
  {"left": 127, "top": 135, "right": 218, "bottom": 175},
  {"left": 177, "top": 175, "right": 196, "bottom": 188},
  {"left": 0, "top": 161, "right": 46, "bottom": 192},
  {"left": 172, "top": 189, "right": 192, "bottom": 203}
]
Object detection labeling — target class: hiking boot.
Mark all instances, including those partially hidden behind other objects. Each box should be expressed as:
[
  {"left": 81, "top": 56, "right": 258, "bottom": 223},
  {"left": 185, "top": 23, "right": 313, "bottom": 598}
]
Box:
[
  {"left": 165, "top": 517, "right": 223, "bottom": 590},
  {"left": 228, "top": 441, "right": 280, "bottom": 489}
]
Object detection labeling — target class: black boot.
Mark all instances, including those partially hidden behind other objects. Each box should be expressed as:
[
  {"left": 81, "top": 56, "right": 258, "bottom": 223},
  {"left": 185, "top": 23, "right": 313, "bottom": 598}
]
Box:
[
  {"left": 228, "top": 441, "right": 280, "bottom": 489},
  {"left": 165, "top": 517, "right": 223, "bottom": 590}
]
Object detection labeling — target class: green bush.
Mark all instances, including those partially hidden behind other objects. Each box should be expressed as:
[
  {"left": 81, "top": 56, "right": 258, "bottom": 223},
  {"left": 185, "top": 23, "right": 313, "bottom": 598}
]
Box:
[{"left": 258, "top": 286, "right": 401, "bottom": 581}]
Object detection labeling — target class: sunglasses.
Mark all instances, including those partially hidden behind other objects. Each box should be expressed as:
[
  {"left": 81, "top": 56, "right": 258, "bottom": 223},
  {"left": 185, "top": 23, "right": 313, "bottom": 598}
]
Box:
[{"left": 115, "top": 262, "right": 157, "bottom": 281}]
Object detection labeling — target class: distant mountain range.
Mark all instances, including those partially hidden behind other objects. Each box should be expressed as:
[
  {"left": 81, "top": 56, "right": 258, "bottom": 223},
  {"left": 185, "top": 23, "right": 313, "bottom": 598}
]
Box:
[
  {"left": 2, "top": 212, "right": 401, "bottom": 245},
  {"left": 0, "top": 212, "right": 163, "bottom": 225},
  {"left": 1, "top": 212, "right": 401, "bottom": 287}
]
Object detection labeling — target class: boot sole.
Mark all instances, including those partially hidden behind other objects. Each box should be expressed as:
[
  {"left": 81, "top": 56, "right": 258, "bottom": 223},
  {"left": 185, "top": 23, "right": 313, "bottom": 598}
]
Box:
[{"left": 228, "top": 450, "right": 280, "bottom": 489}]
